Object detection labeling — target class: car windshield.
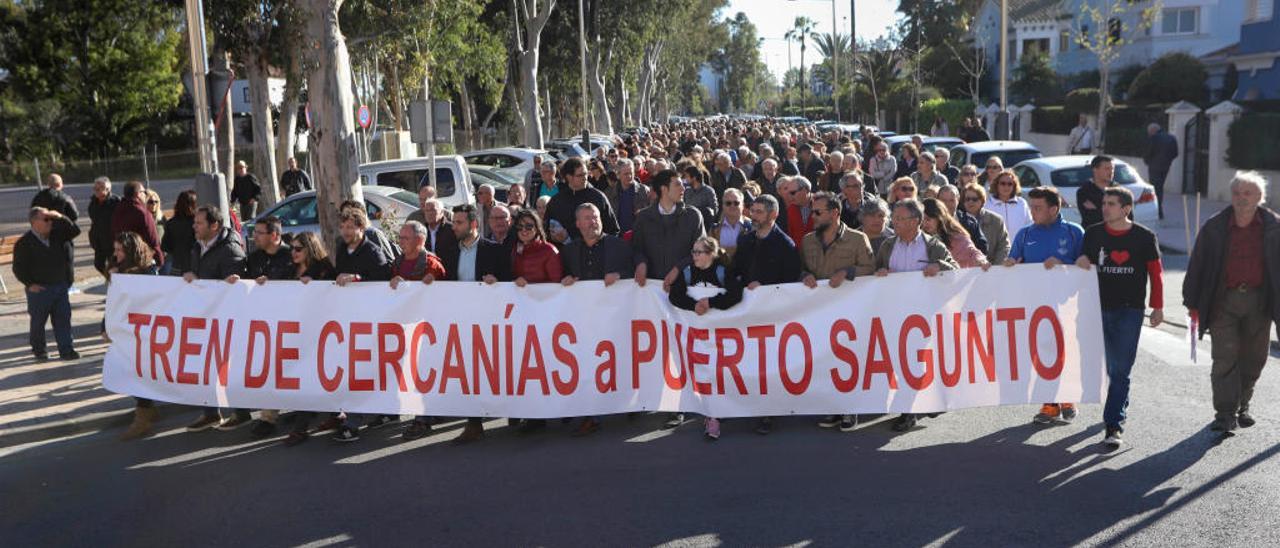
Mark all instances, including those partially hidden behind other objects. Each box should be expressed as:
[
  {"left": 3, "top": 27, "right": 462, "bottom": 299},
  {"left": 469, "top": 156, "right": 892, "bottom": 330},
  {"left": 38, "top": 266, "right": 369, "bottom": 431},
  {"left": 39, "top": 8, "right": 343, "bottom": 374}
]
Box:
[
  {"left": 1050, "top": 164, "right": 1138, "bottom": 188},
  {"left": 373, "top": 168, "right": 456, "bottom": 196},
  {"left": 386, "top": 189, "right": 421, "bottom": 206},
  {"left": 270, "top": 196, "right": 318, "bottom": 226},
  {"left": 972, "top": 150, "right": 1042, "bottom": 170}
]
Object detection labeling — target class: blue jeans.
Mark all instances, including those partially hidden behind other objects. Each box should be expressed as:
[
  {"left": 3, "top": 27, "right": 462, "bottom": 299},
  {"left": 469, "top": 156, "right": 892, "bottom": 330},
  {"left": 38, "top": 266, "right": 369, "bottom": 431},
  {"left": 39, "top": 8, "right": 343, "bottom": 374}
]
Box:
[
  {"left": 1102, "top": 308, "right": 1144, "bottom": 428},
  {"left": 27, "top": 283, "right": 73, "bottom": 356}
]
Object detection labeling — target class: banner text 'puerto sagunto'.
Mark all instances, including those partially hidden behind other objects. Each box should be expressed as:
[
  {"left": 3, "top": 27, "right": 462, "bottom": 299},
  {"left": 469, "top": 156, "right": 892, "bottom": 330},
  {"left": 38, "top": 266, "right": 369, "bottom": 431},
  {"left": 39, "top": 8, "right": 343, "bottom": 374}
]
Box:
[{"left": 103, "top": 265, "right": 1105, "bottom": 418}]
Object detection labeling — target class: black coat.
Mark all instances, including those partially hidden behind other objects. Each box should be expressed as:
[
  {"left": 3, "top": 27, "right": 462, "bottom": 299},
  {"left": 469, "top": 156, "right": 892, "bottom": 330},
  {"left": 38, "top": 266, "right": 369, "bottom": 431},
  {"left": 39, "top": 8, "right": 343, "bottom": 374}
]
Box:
[
  {"left": 30, "top": 188, "right": 79, "bottom": 221},
  {"left": 246, "top": 243, "right": 295, "bottom": 281},
  {"left": 1183, "top": 206, "right": 1280, "bottom": 339},
  {"left": 334, "top": 236, "right": 392, "bottom": 281},
  {"left": 955, "top": 209, "right": 989, "bottom": 255},
  {"left": 189, "top": 226, "right": 247, "bottom": 280},
  {"left": 87, "top": 194, "right": 121, "bottom": 254},
  {"left": 441, "top": 237, "right": 512, "bottom": 282},
  {"left": 231, "top": 174, "right": 262, "bottom": 204},
  {"left": 545, "top": 185, "right": 620, "bottom": 241},
  {"left": 732, "top": 224, "right": 802, "bottom": 286},
  {"left": 280, "top": 169, "right": 313, "bottom": 196},
  {"left": 561, "top": 234, "right": 634, "bottom": 280},
  {"left": 12, "top": 217, "right": 81, "bottom": 286},
  {"left": 1145, "top": 130, "right": 1179, "bottom": 173},
  {"left": 161, "top": 212, "right": 196, "bottom": 274}
]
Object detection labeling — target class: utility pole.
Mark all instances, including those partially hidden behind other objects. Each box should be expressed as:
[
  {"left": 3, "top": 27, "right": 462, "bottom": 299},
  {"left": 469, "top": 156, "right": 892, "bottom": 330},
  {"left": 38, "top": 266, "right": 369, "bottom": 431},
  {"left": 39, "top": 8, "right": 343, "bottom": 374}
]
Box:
[
  {"left": 999, "top": 0, "right": 1009, "bottom": 138},
  {"left": 849, "top": 0, "right": 856, "bottom": 124},
  {"left": 831, "top": 0, "right": 840, "bottom": 123},
  {"left": 578, "top": 0, "right": 589, "bottom": 133},
  {"left": 184, "top": 0, "right": 215, "bottom": 174}
]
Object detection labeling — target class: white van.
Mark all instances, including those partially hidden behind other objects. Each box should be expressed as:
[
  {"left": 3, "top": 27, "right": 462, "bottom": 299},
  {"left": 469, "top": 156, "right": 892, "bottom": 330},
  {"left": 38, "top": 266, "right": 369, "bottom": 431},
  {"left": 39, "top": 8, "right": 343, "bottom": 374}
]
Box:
[{"left": 358, "top": 155, "right": 475, "bottom": 209}]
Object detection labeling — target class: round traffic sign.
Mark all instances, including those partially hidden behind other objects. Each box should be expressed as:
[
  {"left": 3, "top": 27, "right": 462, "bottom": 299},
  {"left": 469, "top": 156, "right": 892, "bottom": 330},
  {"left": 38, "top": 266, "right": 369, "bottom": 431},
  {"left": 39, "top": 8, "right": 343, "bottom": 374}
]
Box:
[{"left": 357, "top": 105, "right": 372, "bottom": 129}]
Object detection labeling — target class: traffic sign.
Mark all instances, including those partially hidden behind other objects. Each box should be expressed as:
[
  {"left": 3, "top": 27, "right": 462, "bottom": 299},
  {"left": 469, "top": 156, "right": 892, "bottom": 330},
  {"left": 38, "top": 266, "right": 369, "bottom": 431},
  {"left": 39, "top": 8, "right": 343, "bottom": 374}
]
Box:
[{"left": 357, "top": 105, "right": 372, "bottom": 129}]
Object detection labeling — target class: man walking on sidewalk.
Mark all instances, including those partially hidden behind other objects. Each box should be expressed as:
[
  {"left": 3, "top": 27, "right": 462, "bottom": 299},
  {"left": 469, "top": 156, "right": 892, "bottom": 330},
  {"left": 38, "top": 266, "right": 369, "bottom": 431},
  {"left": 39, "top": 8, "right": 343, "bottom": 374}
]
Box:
[
  {"left": 1077, "top": 187, "right": 1165, "bottom": 447},
  {"left": 1144, "top": 124, "right": 1178, "bottom": 220},
  {"left": 1183, "top": 171, "right": 1280, "bottom": 432},
  {"left": 12, "top": 207, "right": 82, "bottom": 362}
]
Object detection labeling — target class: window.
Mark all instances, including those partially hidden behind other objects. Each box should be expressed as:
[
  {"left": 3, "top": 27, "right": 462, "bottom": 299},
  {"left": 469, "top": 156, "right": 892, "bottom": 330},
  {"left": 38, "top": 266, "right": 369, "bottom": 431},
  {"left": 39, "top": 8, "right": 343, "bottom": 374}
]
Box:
[
  {"left": 1161, "top": 8, "right": 1198, "bottom": 35},
  {"left": 269, "top": 196, "right": 319, "bottom": 226},
  {"left": 1059, "top": 30, "right": 1071, "bottom": 52},
  {"left": 1014, "top": 166, "right": 1041, "bottom": 188},
  {"left": 1248, "top": 0, "right": 1274, "bottom": 21}
]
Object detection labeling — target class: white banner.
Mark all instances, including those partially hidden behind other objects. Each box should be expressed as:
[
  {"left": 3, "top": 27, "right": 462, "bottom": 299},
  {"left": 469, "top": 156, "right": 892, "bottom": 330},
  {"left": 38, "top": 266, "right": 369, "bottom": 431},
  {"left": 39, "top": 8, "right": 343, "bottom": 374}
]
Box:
[{"left": 103, "top": 265, "right": 1105, "bottom": 418}]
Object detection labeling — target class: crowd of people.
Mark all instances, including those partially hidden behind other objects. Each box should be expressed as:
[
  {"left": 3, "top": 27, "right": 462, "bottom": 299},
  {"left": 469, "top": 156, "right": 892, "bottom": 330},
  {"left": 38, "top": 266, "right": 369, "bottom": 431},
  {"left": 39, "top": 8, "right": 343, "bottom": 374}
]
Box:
[{"left": 10, "top": 116, "right": 1274, "bottom": 450}]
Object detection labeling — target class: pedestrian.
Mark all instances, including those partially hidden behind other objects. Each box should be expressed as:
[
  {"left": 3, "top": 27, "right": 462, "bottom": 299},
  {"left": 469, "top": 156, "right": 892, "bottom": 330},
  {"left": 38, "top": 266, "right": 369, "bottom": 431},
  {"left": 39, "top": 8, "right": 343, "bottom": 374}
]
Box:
[
  {"left": 709, "top": 188, "right": 751, "bottom": 262},
  {"left": 392, "top": 221, "right": 448, "bottom": 442},
  {"left": 868, "top": 142, "right": 897, "bottom": 197},
  {"left": 30, "top": 173, "right": 79, "bottom": 220},
  {"left": 935, "top": 148, "right": 961, "bottom": 183},
  {"left": 12, "top": 207, "right": 81, "bottom": 362},
  {"left": 802, "top": 191, "right": 876, "bottom": 433},
  {"left": 282, "top": 231, "right": 340, "bottom": 446},
  {"left": 955, "top": 163, "right": 980, "bottom": 191},
  {"left": 819, "top": 151, "right": 846, "bottom": 193},
  {"left": 874, "top": 199, "right": 959, "bottom": 432},
  {"left": 545, "top": 157, "right": 620, "bottom": 243},
  {"left": 797, "top": 143, "right": 826, "bottom": 185},
  {"left": 279, "top": 157, "right": 313, "bottom": 196},
  {"left": 1067, "top": 114, "right": 1095, "bottom": 155},
  {"left": 489, "top": 204, "right": 516, "bottom": 253},
  {"left": 711, "top": 151, "right": 747, "bottom": 196},
  {"left": 1077, "top": 155, "right": 1117, "bottom": 229},
  {"left": 911, "top": 151, "right": 949, "bottom": 197},
  {"left": 145, "top": 189, "right": 165, "bottom": 245},
  {"left": 1144, "top": 123, "right": 1178, "bottom": 220},
  {"left": 111, "top": 232, "right": 161, "bottom": 440},
  {"left": 681, "top": 163, "right": 719, "bottom": 227},
  {"left": 960, "top": 183, "right": 1011, "bottom": 264},
  {"left": 604, "top": 159, "right": 652, "bottom": 233},
  {"left": 922, "top": 198, "right": 989, "bottom": 269},
  {"left": 476, "top": 184, "right": 498, "bottom": 239},
  {"left": 985, "top": 169, "right": 1033, "bottom": 242},
  {"left": 442, "top": 204, "right": 512, "bottom": 444},
  {"left": 524, "top": 155, "right": 545, "bottom": 195},
  {"left": 669, "top": 236, "right": 743, "bottom": 441},
  {"left": 859, "top": 198, "right": 895, "bottom": 260},
  {"left": 182, "top": 205, "right": 251, "bottom": 431},
  {"left": 931, "top": 116, "right": 949, "bottom": 137},
  {"left": 532, "top": 160, "right": 561, "bottom": 200},
  {"left": 979, "top": 157, "right": 1003, "bottom": 185},
  {"left": 336, "top": 199, "right": 398, "bottom": 261},
  {"left": 1003, "top": 186, "right": 1085, "bottom": 425},
  {"left": 756, "top": 158, "right": 784, "bottom": 199},
  {"left": 630, "top": 169, "right": 705, "bottom": 293},
  {"left": 511, "top": 209, "right": 563, "bottom": 288},
  {"left": 111, "top": 181, "right": 164, "bottom": 273},
  {"left": 535, "top": 195, "right": 551, "bottom": 220},
  {"left": 587, "top": 158, "right": 609, "bottom": 191},
  {"left": 837, "top": 173, "right": 871, "bottom": 231},
  {"left": 1183, "top": 171, "right": 1280, "bottom": 433},
  {"left": 230, "top": 160, "right": 262, "bottom": 222},
  {"left": 507, "top": 181, "right": 529, "bottom": 210},
  {"left": 1076, "top": 187, "right": 1164, "bottom": 447},
  {"left": 160, "top": 191, "right": 198, "bottom": 276},
  {"left": 412, "top": 197, "right": 458, "bottom": 258},
  {"left": 777, "top": 176, "right": 814, "bottom": 245},
  {"left": 87, "top": 176, "right": 121, "bottom": 276},
  {"left": 887, "top": 177, "right": 918, "bottom": 204},
  {"left": 935, "top": 184, "right": 988, "bottom": 255},
  {"left": 330, "top": 206, "right": 395, "bottom": 442},
  {"left": 405, "top": 185, "right": 437, "bottom": 226},
  {"left": 895, "top": 143, "right": 920, "bottom": 180},
  {"left": 732, "top": 194, "right": 803, "bottom": 435},
  {"left": 560, "top": 203, "right": 635, "bottom": 437}
]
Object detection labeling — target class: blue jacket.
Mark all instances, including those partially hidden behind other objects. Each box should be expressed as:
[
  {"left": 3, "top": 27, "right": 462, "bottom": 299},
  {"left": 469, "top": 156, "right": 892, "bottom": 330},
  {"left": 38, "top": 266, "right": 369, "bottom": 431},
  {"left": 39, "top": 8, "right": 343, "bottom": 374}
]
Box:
[{"left": 1009, "top": 213, "right": 1084, "bottom": 264}]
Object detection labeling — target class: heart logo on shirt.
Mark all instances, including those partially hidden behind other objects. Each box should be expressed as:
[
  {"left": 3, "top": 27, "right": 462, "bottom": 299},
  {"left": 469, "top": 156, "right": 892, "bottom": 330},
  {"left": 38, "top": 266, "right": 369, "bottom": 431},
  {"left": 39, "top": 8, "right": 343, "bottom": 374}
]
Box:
[{"left": 1109, "top": 250, "right": 1130, "bottom": 265}]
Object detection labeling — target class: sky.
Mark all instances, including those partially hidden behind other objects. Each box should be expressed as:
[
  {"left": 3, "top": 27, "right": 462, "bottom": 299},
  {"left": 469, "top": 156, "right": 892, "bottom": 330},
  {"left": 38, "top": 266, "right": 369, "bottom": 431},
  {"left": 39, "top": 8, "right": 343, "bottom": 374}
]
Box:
[{"left": 726, "top": 0, "right": 902, "bottom": 82}]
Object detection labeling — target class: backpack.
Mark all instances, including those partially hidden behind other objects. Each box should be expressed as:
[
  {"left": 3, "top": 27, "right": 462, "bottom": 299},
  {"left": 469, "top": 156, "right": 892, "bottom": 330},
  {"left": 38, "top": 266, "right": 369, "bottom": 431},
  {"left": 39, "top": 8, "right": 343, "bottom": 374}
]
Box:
[{"left": 683, "top": 264, "right": 726, "bottom": 286}]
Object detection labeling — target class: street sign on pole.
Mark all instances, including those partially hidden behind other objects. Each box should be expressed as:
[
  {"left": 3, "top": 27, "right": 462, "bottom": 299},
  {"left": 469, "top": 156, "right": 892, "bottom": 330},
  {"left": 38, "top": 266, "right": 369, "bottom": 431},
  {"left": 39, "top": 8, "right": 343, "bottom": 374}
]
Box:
[{"left": 357, "top": 105, "right": 372, "bottom": 129}]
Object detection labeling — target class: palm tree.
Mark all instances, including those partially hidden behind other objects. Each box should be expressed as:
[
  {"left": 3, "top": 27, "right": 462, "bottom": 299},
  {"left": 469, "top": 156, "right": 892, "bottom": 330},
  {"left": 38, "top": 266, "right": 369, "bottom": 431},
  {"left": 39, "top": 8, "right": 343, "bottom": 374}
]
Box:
[
  {"left": 783, "top": 27, "right": 801, "bottom": 110},
  {"left": 813, "top": 32, "right": 851, "bottom": 118},
  {"left": 791, "top": 16, "right": 818, "bottom": 117}
]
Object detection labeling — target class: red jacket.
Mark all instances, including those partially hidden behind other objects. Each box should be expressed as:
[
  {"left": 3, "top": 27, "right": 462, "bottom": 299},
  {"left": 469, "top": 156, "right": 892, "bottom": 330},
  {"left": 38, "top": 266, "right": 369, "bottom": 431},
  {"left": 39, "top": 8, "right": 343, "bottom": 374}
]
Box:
[
  {"left": 110, "top": 197, "right": 164, "bottom": 265},
  {"left": 511, "top": 240, "right": 563, "bottom": 283},
  {"left": 785, "top": 204, "right": 813, "bottom": 245}
]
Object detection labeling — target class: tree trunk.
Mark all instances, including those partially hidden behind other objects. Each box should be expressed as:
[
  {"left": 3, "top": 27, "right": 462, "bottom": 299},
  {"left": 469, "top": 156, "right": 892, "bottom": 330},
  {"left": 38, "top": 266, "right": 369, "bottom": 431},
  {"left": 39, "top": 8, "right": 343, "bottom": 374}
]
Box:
[
  {"left": 213, "top": 49, "right": 236, "bottom": 191},
  {"left": 458, "top": 79, "right": 475, "bottom": 151},
  {"left": 612, "top": 67, "right": 628, "bottom": 130},
  {"left": 518, "top": 0, "right": 555, "bottom": 149},
  {"left": 585, "top": 43, "right": 612, "bottom": 135},
  {"left": 302, "top": 0, "right": 362, "bottom": 252},
  {"left": 1096, "top": 65, "right": 1109, "bottom": 154},
  {"left": 246, "top": 56, "right": 281, "bottom": 207},
  {"left": 656, "top": 72, "right": 669, "bottom": 124},
  {"left": 276, "top": 55, "right": 302, "bottom": 179}
]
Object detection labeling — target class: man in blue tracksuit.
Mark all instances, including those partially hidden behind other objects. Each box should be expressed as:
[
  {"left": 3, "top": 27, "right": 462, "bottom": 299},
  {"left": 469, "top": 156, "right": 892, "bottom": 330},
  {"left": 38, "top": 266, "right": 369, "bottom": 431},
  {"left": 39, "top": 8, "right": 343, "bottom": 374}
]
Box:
[{"left": 1004, "top": 186, "right": 1085, "bottom": 424}]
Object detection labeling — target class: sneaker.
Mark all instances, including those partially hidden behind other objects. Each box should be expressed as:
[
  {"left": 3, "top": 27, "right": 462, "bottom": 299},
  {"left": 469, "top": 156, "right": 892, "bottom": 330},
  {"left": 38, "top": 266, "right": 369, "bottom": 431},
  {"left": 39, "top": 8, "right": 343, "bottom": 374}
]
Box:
[
  {"left": 704, "top": 418, "right": 721, "bottom": 440},
  {"left": 402, "top": 420, "right": 433, "bottom": 441},
  {"left": 1238, "top": 411, "right": 1256, "bottom": 428},
  {"left": 662, "top": 413, "right": 686, "bottom": 429},
  {"left": 314, "top": 416, "right": 342, "bottom": 433},
  {"left": 216, "top": 414, "right": 252, "bottom": 431},
  {"left": 59, "top": 350, "right": 81, "bottom": 360},
  {"left": 838, "top": 415, "right": 858, "bottom": 432},
  {"left": 365, "top": 415, "right": 399, "bottom": 429},
  {"left": 1060, "top": 403, "right": 1077, "bottom": 422},
  {"left": 186, "top": 414, "right": 221, "bottom": 432},
  {"left": 892, "top": 414, "right": 917, "bottom": 432},
  {"left": 332, "top": 426, "right": 360, "bottom": 442},
  {"left": 754, "top": 417, "right": 774, "bottom": 435},
  {"left": 817, "top": 415, "right": 841, "bottom": 428},
  {"left": 284, "top": 431, "right": 309, "bottom": 447},
  {"left": 571, "top": 418, "right": 601, "bottom": 437},
  {"left": 1033, "top": 404, "right": 1061, "bottom": 424},
  {"left": 33, "top": 353, "right": 49, "bottom": 363},
  {"left": 1103, "top": 427, "right": 1123, "bottom": 448},
  {"left": 249, "top": 419, "right": 277, "bottom": 439}
]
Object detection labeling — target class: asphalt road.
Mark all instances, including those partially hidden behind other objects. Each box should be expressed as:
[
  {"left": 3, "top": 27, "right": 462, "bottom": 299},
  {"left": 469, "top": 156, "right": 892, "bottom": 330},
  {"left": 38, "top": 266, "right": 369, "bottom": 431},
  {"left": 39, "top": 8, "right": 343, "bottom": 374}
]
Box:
[{"left": 2, "top": 322, "right": 1278, "bottom": 547}]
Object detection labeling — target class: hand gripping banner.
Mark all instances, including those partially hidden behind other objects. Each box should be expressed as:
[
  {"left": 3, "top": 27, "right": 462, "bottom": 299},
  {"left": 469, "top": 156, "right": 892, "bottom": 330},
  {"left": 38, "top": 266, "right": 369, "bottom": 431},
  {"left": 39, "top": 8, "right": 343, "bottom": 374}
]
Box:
[{"left": 103, "top": 265, "right": 1105, "bottom": 418}]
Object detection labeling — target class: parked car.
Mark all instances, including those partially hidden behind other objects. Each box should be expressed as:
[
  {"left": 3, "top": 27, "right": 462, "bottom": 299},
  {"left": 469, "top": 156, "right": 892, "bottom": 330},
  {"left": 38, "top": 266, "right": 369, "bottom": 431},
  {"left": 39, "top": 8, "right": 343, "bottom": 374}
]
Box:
[
  {"left": 1011, "top": 155, "right": 1160, "bottom": 225},
  {"left": 462, "top": 147, "right": 554, "bottom": 181},
  {"left": 556, "top": 134, "right": 615, "bottom": 153},
  {"left": 948, "top": 140, "right": 1043, "bottom": 171},
  {"left": 467, "top": 164, "right": 523, "bottom": 203},
  {"left": 358, "top": 155, "right": 475, "bottom": 210},
  {"left": 242, "top": 185, "right": 420, "bottom": 252},
  {"left": 882, "top": 135, "right": 966, "bottom": 156},
  {"left": 544, "top": 139, "right": 590, "bottom": 160}
]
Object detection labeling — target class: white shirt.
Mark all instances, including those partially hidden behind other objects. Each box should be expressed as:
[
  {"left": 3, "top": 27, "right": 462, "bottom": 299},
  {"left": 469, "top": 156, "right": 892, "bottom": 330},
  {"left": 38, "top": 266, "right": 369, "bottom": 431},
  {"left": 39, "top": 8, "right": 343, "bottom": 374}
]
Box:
[
  {"left": 888, "top": 232, "right": 930, "bottom": 273},
  {"left": 717, "top": 219, "right": 745, "bottom": 249},
  {"left": 986, "top": 196, "right": 1032, "bottom": 241},
  {"left": 1069, "top": 125, "right": 1094, "bottom": 152}
]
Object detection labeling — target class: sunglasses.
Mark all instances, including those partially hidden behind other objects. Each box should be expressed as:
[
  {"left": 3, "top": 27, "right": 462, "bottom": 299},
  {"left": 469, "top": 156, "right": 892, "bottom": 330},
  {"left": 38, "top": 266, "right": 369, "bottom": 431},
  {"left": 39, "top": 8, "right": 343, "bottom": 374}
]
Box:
[
  {"left": 724, "top": 201, "right": 741, "bottom": 206},
  {"left": 986, "top": 165, "right": 1001, "bottom": 170},
  {"left": 964, "top": 196, "right": 983, "bottom": 202},
  {"left": 516, "top": 223, "right": 537, "bottom": 231},
  {"left": 998, "top": 181, "right": 1014, "bottom": 187},
  {"left": 900, "top": 186, "right": 916, "bottom": 192},
  {"left": 691, "top": 249, "right": 711, "bottom": 255}
]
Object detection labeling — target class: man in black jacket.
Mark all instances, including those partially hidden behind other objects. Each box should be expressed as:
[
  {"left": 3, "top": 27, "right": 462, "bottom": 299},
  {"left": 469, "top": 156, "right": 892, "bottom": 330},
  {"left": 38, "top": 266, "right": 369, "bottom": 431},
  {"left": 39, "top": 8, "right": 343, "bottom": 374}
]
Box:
[
  {"left": 1077, "top": 155, "right": 1116, "bottom": 229},
  {"left": 630, "top": 170, "right": 705, "bottom": 290},
  {"left": 12, "top": 207, "right": 81, "bottom": 361},
  {"left": 230, "top": 161, "right": 262, "bottom": 222},
  {"left": 87, "top": 176, "right": 121, "bottom": 275},
  {"left": 797, "top": 143, "right": 826, "bottom": 186},
  {"left": 279, "top": 157, "right": 313, "bottom": 197},
  {"left": 30, "top": 173, "right": 80, "bottom": 221},
  {"left": 545, "top": 157, "right": 620, "bottom": 243},
  {"left": 1144, "top": 124, "right": 1179, "bottom": 219},
  {"left": 182, "top": 205, "right": 251, "bottom": 432},
  {"left": 240, "top": 216, "right": 293, "bottom": 283},
  {"left": 1183, "top": 171, "right": 1280, "bottom": 432}
]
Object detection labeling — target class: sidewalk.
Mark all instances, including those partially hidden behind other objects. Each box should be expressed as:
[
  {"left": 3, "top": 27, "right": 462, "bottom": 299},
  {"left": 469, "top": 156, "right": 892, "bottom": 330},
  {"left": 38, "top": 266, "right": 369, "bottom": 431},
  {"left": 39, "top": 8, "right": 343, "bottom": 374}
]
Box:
[{"left": 1150, "top": 192, "right": 1227, "bottom": 254}]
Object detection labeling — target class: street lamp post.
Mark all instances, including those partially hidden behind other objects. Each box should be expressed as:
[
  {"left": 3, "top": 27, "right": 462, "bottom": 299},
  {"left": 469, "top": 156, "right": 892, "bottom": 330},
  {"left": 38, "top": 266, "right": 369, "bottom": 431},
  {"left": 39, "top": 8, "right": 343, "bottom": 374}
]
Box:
[{"left": 578, "top": 0, "right": 589, "bottom": 133}]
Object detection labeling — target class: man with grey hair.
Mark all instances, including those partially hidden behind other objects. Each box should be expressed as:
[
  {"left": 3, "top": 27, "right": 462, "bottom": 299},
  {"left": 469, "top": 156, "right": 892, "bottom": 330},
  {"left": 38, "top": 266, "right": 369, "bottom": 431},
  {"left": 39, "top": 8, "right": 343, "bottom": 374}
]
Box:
[
  {"left": 31, "top": 173, "right": 79, "bottom": 221},
  {"left": 1184, "top": 170, "right": 1280, "bottom": 432},
  {"left": 605, "top": 158, "right": 651, "bottom": 233},
  {"left": 476, "top": 183, "right": 497, "bottom": 239},
  {"left": 778, "top": 176, "right": 814, "bottom": 244},
  {"left": 711, "top": 150, "right": 747, "bottom": 196},
  {"left": 732, "top": 192, "right": 802, "bottom": 435},
  {"left": 488, "top": 203, "right": 515, "bottom": 252},
  {"left": 1144, "top": 123, "right": 1179, "bottom": 219},
  {"left": 934, "top": 147, "right": 961, "bottom": 183},
  {"left": 910, "top": 151, "right": 949, "bottom": 197},
  {"left": 88, "top": 176, "right": 120, "bottom": 275}
]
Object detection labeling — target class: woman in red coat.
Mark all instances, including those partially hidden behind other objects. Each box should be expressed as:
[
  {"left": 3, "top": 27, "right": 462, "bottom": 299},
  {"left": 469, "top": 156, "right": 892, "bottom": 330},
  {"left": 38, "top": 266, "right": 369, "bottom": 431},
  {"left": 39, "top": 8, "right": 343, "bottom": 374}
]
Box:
[{"left": 511, "top": 209, "right": 562, "bottom": 286}]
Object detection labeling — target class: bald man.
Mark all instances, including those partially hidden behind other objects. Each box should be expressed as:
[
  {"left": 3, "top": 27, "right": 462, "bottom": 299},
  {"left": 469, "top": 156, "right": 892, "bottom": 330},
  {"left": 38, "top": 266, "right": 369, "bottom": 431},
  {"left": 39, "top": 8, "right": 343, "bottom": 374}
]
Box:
[{"left": 31, "top": 173, "right": 79, "bottom": 221}]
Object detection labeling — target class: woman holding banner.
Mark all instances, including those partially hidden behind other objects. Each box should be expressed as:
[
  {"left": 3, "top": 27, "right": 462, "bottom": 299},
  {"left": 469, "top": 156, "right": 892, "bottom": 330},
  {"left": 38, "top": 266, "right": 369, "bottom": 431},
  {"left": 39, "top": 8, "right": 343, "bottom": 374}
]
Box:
[
  {"left": 669, "top": 236, "right": 743, "bottom": 440},
  {"left": 111, "top": 232, "right": 160, "bottom": 440}
]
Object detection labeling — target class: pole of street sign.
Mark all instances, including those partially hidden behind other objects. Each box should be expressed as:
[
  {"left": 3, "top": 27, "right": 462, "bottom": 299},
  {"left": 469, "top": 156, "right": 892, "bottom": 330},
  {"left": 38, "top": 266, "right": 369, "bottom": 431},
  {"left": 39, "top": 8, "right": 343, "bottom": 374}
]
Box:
[
  {"left": 184, "top": 0, "right": 215, "bottom": 175},
  {"left": 999, "top": 0, "right": 1009, "bottom": 138},
  {"left": 424, "top": 69, "right": 437, "bottom": 190},
  {"left": 849, "top": 0, "right": 855, "bottom": 124},
  {"left": 578, "top": 0, "right": 589, "bottom": 133}
]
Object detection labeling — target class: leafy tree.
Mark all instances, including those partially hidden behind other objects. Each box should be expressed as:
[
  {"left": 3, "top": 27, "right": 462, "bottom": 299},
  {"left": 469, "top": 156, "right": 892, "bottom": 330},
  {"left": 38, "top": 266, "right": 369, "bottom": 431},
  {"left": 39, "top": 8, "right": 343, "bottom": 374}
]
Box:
[
  {"left": 1074, "top": 0, "right": 1159, "bottom": 153},
  {"left": 1126, "top": 52, "right": 1207, "bottom": 106},
  {"left": 1010, "top": 53, "right": 1063, "bottom": 105}
]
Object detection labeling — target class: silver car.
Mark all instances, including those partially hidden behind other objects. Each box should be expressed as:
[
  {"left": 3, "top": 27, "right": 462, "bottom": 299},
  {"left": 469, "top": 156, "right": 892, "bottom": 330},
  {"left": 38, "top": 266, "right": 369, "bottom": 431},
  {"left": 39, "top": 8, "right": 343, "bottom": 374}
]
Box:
[{"left": 242, "top": 186, "right": 421, "bottom": 250}]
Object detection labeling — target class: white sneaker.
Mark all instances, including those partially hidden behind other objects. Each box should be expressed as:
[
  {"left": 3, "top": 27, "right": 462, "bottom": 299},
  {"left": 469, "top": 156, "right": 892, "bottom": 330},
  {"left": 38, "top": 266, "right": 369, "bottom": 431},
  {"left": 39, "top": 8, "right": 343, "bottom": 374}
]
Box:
[{"left": 1103, "top": 428, "right": 1123, "bottom": 448}]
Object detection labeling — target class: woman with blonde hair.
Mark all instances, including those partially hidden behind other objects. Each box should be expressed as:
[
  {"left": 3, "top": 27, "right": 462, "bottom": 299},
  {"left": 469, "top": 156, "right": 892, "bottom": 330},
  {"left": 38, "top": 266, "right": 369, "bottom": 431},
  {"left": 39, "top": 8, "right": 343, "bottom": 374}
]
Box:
[
  {"left": 922, "top": 198, "right": 989, "bottom": 269},
  {"left": 985, "top": 169, "right": 1032, "bottom": 240}
]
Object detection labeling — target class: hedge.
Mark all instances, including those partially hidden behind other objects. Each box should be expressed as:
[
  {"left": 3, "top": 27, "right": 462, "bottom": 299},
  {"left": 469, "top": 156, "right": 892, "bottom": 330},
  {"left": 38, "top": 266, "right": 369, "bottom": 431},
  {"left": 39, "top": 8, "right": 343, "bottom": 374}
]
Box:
[
  {"left": 919, "top": 98, "right": 975, "bottom": 135},
  {"left": 1228, "top": 113, "right": 1280, "bottom": 170},
  {"left": 1031, "top": 106, "right": 1077, "bottom": 135},
  {"left": 1065, "top": 88, "right": 1102, "bottom": 115}
]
